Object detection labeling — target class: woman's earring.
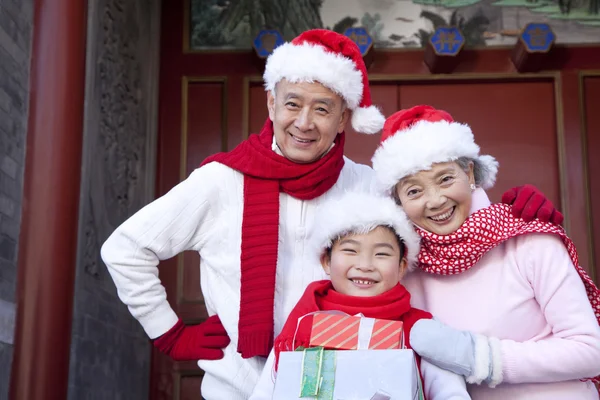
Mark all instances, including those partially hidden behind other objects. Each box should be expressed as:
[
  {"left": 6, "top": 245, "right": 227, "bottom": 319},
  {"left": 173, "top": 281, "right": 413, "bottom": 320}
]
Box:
[{"left": 470, "top": 184, "right": 476, "bottom": 191}]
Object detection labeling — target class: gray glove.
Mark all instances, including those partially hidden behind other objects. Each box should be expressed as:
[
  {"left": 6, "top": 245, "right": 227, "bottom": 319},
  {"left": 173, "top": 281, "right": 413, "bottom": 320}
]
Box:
[{"left": 410, "top": 319, "right": 503, "bottom": 387}]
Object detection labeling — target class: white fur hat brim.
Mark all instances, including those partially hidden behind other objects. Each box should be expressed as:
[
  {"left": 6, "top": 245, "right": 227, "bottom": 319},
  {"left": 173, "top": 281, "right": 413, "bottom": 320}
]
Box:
[
  {"left": 263, "top": 42, "right": 384, "bottom": 134},
  {"left": 264, "top": 42, "right": 363, "bottom": 109},
  {"left": 372, "top": 120, "right": 498, "bottom": 193},
  {"left": 312, "top": 192, "right": 420, "bottom": 270}
]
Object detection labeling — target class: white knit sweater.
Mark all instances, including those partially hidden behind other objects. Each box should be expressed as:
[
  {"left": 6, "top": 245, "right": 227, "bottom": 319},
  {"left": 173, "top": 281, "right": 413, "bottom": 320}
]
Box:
[{"left": 100, "top": 157, "right": 374, "bottom": 400}]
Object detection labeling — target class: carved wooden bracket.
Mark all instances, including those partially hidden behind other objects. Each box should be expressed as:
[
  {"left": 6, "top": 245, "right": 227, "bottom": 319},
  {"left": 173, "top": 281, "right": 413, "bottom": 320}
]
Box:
[
  {"left": 511, "top": 23, "right": 556, "bottom": 73},
  {"left": 424, "top": 26, "right": 465, "bottom": 74}
]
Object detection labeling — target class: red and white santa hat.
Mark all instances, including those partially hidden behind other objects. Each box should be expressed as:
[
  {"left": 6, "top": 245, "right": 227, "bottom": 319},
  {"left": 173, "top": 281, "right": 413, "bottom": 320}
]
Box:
[
  {"left": 372, "top": 105, "right": 499, "bottom": 193},
  {"left": 312, "top": 192, "right": 420, "bottom": 270},
  {"left": 264, "top": 29, "right": 385, "bottom": 134}
]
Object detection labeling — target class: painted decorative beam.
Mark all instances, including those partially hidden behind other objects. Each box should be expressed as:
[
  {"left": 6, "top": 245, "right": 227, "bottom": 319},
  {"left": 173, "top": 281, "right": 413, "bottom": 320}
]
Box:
[{"left": 252, "top": 27, "right": 376, "bottom": 71}]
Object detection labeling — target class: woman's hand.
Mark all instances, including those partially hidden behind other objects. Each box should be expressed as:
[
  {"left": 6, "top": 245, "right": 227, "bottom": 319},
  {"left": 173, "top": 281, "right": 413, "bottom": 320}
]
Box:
[{"left": 410, "top": 319, "right": 503, "bottom": 387}]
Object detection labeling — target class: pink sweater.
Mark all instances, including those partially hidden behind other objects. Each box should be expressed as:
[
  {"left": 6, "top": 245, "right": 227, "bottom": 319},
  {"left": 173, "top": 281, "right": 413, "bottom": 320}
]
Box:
[{"left": 403, "top": 189, "right": 600, "bottom": 399}]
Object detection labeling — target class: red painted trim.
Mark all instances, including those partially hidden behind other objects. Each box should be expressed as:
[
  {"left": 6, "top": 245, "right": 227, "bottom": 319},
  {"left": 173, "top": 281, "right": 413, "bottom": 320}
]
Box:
[{"left": 9, "top": 1, "right": 87, "bottom": 399}]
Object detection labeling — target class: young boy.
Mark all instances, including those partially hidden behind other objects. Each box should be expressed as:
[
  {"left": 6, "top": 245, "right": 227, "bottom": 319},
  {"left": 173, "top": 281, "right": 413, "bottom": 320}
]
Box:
[{"left": 249, "top": 192, "right": 470, "bottom": 400}]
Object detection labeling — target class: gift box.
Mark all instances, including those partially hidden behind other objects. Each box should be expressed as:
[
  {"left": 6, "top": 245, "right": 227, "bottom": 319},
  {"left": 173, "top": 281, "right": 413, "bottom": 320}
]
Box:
[
  {"left": 272, "top": 348, "right": 423, "bottom": 400},
  {"left": 309, "top": 313, "right": 404, "bottom": 351}
]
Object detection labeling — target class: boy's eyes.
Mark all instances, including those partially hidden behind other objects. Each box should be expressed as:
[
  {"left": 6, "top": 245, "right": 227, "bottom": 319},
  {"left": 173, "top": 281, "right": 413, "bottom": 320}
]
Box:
[{"left": 340, "top": 249, "right": 392, "bottom": 257}]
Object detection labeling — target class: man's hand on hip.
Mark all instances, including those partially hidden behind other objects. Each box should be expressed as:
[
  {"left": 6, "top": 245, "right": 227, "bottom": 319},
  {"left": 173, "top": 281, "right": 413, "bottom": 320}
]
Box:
[{"left": 153, "top": 315, "right": 230, "bottom": 361}]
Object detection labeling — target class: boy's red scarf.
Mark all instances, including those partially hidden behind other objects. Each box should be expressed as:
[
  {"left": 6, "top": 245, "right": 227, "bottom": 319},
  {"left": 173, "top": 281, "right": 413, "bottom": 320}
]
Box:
[
  {"left": 200, "top": 119, "right": 345, "bottom": 358},
  {"left": 273, "top": 280, "right": 432, "bottom": 370},
  {"left": 417, "top": 203, "right": 600, "bottom": 384}
]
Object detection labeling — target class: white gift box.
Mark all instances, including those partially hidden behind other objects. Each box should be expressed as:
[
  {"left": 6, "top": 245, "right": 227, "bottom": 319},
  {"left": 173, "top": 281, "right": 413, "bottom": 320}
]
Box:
[{"left": 272, "top": 349, "right": 423, "bottom": 400}]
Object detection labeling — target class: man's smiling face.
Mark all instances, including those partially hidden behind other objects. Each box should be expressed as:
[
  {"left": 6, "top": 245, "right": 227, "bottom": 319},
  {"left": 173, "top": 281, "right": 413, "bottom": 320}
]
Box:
[{"left": 267, "top": 79, "right": 349, "bottom": 164}]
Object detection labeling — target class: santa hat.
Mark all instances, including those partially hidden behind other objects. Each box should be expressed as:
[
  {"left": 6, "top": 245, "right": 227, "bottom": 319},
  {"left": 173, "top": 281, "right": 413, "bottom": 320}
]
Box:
[
  {"left": 372, "top": 105, "right": 499, "bottom": 193},
  {"left": 264, "top": 29, "right": 384, "bottom": 134},
  {"left": 312, "top": 192, "right": 420, "bottom": 270}
]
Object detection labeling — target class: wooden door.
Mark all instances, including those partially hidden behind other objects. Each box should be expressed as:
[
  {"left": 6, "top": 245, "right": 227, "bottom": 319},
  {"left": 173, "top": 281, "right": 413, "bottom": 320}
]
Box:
[{"left": 153, "top": 2, "right": 600, "bottom": 399}]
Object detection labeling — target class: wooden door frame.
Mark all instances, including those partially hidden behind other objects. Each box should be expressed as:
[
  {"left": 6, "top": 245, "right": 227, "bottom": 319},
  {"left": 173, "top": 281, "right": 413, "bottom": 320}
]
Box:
[{"left": 579, "top": 70, "right": 600, "bottom": 283}]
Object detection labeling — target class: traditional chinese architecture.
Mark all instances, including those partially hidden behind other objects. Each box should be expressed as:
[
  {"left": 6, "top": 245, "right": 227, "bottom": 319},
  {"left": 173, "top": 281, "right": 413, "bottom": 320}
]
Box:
[{"left": 2, "top": 1, "right": 600, "bottom": 399}]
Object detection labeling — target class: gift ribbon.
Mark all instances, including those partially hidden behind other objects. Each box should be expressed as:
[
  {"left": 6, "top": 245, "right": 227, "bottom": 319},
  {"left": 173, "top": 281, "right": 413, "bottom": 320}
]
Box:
[
  {"left": 320, "top": 351, "right": 335, "bottom": 399},
  {"left": 300, "top": 347, "right": 323, "bottom": 397},
  {"left": 356, "top": 314, "right": 375, "bottom": 350},
  {"left": 300, "top": 347, "right": 335, "bottom": 400}
]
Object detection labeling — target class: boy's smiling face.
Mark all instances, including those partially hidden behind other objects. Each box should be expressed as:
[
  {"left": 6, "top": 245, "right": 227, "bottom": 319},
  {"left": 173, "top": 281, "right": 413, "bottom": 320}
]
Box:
[{"left": 321, "top": 226, "right": 407, "bottom": 297}]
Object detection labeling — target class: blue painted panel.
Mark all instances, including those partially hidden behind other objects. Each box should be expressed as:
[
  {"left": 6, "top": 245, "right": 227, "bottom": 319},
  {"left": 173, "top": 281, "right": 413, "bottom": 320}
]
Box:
[
  {"left": 521, "top": 23, "right": 555, "bottom": 52},
  {"left": 253, "top": 30, "right": 285, "bottom": 57},
  {"left": 344, "top": 27, "right": 373, "bottom": 56},
  {"left": 430, "top": 27, "right": 464, "bottom": 55}
]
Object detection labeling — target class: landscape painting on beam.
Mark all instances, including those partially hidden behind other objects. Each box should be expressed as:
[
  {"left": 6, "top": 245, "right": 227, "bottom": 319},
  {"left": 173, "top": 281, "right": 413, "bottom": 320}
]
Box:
[{"left": 189, "top": 0, "right": 600, "bottom": 49}]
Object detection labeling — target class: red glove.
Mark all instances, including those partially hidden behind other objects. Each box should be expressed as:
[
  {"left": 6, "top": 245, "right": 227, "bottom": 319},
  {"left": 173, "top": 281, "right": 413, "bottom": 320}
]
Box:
[
  {"left": 501, "top": 184, "right": 564, "bottom": 225},
  {"left": 153, "top": 316, "right": 230, "bottom": 361}
]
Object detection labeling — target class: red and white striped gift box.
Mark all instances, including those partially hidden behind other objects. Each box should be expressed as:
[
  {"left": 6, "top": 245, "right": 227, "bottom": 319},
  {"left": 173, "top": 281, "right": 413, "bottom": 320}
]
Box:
[{"left": 309, "top": 313, "right": 404, "bottom": 350}]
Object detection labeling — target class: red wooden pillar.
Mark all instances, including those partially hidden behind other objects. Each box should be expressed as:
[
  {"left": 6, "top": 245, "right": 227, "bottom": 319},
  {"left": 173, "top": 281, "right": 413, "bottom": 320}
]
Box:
[{"left": 9, "top": 1, "right": 87, "bottom": 399}]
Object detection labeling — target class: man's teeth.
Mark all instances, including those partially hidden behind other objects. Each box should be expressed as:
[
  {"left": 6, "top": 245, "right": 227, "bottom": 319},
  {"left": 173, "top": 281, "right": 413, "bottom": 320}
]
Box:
[
  {"left": 430, "top": 208, "right": 453, "bottom": 221},
  {"left": 292, "top": 135, "right": 312, "bottom": 143},
  {"left": 352, "top": 279, "right": 375, "bottom": 285}
]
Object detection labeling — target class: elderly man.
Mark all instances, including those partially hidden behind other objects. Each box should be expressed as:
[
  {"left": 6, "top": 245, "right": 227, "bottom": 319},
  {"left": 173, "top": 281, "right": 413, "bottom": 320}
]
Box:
[{"left": 101, "top": 29, "right": 560, "bottom": 399}]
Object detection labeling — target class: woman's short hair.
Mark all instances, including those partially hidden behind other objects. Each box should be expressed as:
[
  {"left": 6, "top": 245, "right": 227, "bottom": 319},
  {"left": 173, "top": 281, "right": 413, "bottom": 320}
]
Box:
[{"left": 455, "top": 156, "right": 490, "bottom": 188}]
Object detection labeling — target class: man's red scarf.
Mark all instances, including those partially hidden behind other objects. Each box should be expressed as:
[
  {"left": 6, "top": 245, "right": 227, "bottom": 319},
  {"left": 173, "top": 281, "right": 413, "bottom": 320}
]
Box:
[
  {"left": 273, "top": 280, "right": 432, "bottom": 370},
  {"left": 417, "top": 203, "right": 600, "bottom": 384},
  {"left": 200, "top": 119, "right": 345, "bottom": 358}
]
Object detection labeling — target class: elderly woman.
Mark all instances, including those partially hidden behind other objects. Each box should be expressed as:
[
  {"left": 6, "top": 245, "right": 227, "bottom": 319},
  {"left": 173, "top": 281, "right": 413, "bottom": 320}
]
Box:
[{"left": 372, "top": 105, "right": 600, "bottom": 399}]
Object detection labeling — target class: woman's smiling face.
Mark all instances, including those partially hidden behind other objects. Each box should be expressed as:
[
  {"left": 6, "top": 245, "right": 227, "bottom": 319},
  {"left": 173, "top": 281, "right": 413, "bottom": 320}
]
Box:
[{"left": 395, "top": 161, "right": 475, "bottom": 236}]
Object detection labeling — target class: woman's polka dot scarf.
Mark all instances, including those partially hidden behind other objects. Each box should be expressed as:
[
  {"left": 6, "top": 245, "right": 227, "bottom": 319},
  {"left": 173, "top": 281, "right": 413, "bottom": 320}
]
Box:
[{"left": 416, "top": 203, "right": 600, "bottom": 384}]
